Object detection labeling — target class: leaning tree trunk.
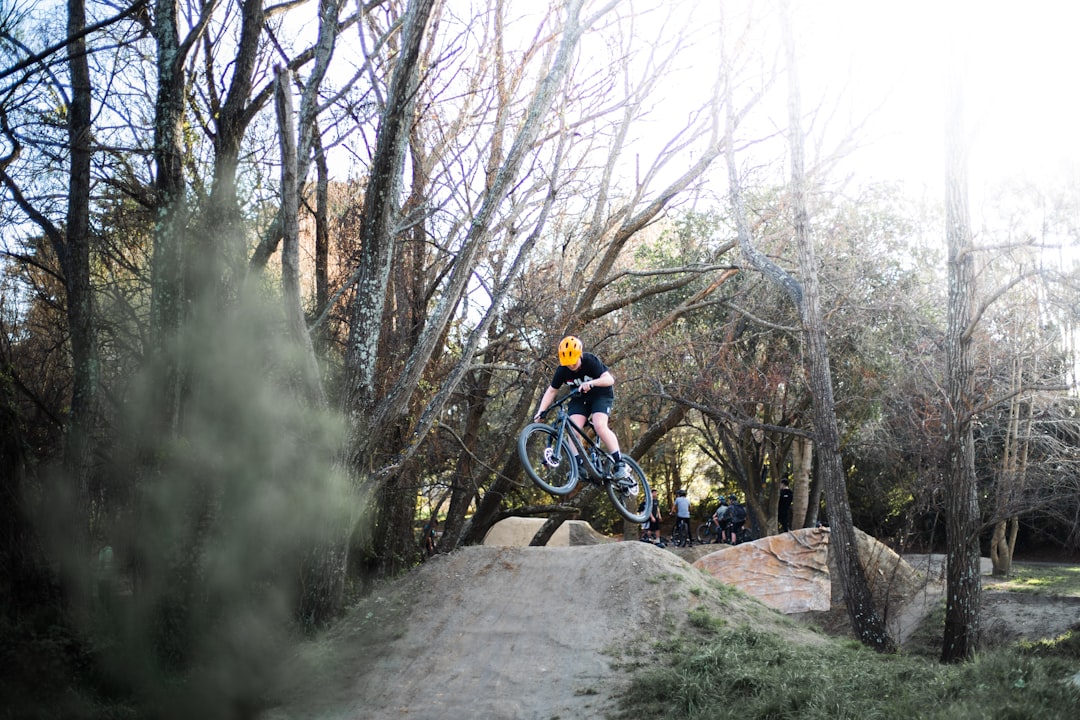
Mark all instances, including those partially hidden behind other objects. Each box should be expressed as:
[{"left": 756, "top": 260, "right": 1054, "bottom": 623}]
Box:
[
  {"left": 941, "top": 48, "right": 981, "bottom": 664},
  {"left": 734, "top": 0, "right": 896, "bottom": 652}
]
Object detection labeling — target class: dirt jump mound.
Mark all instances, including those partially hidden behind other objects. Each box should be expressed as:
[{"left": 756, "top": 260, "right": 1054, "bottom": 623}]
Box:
[
  {"left": 267, "top": 542, "right": 818, "bottom": 720},
  {"left": 481, "top": 516, "right": 615, "bottom": 547},
  {"left": 271, "top": 529, "right": 1055, "bottom": 719}
]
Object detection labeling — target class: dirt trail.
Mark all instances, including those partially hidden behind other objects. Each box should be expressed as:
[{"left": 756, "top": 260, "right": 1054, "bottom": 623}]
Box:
[
  {"left": 267, "top": 542, "right": 821, "bottom": 720},
  {"left": 266, "top": 540, "right": 1080, "bottom": 720}
]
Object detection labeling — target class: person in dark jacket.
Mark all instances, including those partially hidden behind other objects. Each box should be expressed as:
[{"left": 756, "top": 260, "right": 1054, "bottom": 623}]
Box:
[{"left": 778, "top": 479, "right": 794, "bottom": 532}]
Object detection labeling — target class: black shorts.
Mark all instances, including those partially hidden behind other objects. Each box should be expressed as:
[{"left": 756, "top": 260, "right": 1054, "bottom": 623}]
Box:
[{"left": 568, "top": 393, "right": 614, "bottom": 418}]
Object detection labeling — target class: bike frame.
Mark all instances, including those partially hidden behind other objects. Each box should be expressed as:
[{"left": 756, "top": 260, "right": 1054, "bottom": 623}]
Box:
[
  {"left": 543, "top": 390, "right": 614, "bottom": 483},
  {"left": 522, "top": 388, "right": 652, "bottom": 523}
]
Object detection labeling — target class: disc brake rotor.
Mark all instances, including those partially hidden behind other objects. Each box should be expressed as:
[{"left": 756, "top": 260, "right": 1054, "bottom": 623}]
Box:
[{"left": 542, "top": 447, "right": 560, "bottom": 468}]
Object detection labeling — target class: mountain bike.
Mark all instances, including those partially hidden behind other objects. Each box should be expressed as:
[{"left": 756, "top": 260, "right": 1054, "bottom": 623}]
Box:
[
  {"left": 518, "top": 388, "right": 652, "bottom": 523},
  {"left": 696, "top": 519, "right": 721, "bottom": 544},
  {"left": 697, "top": 520, "right": 753, "bottom": 545},
  {"left": 670, "top": 518, "right": 693, "bottom": 547}
]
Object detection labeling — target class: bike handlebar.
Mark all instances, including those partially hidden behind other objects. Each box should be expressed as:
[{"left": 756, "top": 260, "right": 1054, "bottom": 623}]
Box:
[{"left": 533, "top": 386, "right": 583, "bottom": 420}]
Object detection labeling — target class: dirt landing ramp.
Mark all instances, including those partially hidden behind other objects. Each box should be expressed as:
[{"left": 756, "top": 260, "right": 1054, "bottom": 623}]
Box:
[
  {"left": 482, "top": 516, "right": 615, "bottom": 546},
  {"left": 268, "top": 542, "right": 822, "bottom": 720}
]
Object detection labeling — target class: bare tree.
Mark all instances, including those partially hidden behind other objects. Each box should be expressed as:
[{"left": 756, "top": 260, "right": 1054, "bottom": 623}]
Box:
[
  {"left": 507, "top": 4, "right": 755, "bottom": 545},
  {"left": 59, "top": 0, "right": 97, "bottom": 601},
  {"left": 724, "top": 0, "right": 894, "bottom": 651},
  {"left": 940, "top": 39, "right": 980, "bottom": 664}
]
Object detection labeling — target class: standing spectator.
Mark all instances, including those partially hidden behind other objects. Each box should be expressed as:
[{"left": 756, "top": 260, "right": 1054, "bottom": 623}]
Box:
[
  {"left": 640, "top": 488, "right": 662, "bottom": 543},
  {"left": 778, "top": 479, "right": 794, "bottom": 532},
  {"left": 710, "top": 497, "right": 730, "bottom": 543},
  {"left": 422, "top": 517, "right": 438, "bottom": 556},
  {"left": 727, "top": 494, "right": 747, "bottom": 544},
  {"left": 671, "top": 489, "right": 693, "bottom": 546}
]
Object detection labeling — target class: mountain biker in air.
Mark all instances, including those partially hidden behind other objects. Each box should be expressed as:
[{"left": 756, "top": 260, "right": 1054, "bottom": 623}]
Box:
[{"left": 533, "top": 336, "right": 631, "bottom": 481}]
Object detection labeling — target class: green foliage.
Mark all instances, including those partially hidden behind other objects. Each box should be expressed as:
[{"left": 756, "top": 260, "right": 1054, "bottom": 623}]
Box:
[{"left": 0, "top": 613, "right": 138, "bottom": 719}]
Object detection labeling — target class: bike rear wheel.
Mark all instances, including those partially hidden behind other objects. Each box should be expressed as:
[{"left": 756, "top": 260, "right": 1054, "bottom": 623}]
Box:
[
  {"left": 518, "top": 423, "right": 578, "bottom": 496},
  {"left": 605, "top": 456, "right": 651, "bottom": 523},
  {"left": 671, "top": 520, "right": 691, "bottom": 547}
]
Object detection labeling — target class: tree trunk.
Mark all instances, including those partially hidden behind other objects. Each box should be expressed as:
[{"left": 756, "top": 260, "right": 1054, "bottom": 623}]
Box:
[
  {"left": 149, "top": 0, "right": 190, "bottom": 433},
  {"left": 296, "top": 0, "right": 436, "bottom": 619},
  {"left": 63, "top": 0, "right": 97, "bottom": 594},
  {"left": 437, "top": 366, "right": 495, "bottom": 554},
  {"left": 203, "top": 0, "right": 265, "bottom": 283},
  {"left": 990, "top": 360, "right": 1019, "bottom": 577},
  {"left": 457, "top": 380, "right": 544, "bottom": 547},
  {"left": 275, "top": 67, "right": 326, "bottom": 407},
  {"left": 739, "top": 0, "right": 895, "bottom": 652},
  {"left": 790, "top": 436, "right": 812, "bottom": 529},
  {"left": 313, "top": 131, "right": 330, "bottom": 354},
  {"left": 989, "top": 519, "right": 1018, "bottom": 578},
  {"left": 941, "top": 46, "right": 981, "bottom": 664},
  {"left": 341, "top": 0, "right": 436, "bottom": 459}
]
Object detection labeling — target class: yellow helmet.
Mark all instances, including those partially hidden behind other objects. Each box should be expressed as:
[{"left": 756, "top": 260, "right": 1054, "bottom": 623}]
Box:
[{"left": 558, "top": 336, "right": 583, "bottom": 366}]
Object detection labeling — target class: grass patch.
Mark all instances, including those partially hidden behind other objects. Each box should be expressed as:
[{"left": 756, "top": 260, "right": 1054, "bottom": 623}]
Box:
[
  {"left": 992, "top": 564, "right": 1080, "bottom": 597},
  {"left": 647, "top": 572, "right": 681, "bottom": 585},
  {"left": 615, "top": 562, "right": 1080, "bottom": 720},
  {"left": 615, "top": 614, "right": 1080, "bottom": 720}
]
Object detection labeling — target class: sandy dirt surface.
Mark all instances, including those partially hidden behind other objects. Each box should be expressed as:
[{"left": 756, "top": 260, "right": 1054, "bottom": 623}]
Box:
[
  {"left": 266, "top": 542, "right": 824, "bottom": 720},
  {"left": 265, "top": 540, "right": 1079, "bottom": 720}
]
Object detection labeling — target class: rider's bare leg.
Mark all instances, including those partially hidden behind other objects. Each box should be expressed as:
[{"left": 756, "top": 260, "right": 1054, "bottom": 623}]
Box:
[
  {"left": 569, "top": 413, "right": 588, "bottom": 458},
  {"left": 589, "top": 412, "right": 620, "bottom": 455}
]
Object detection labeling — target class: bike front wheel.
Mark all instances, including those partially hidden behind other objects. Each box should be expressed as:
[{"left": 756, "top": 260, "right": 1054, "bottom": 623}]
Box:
[
  {"left": 606, "top": 456, "right": 651, "bottom": 523},
  {"left": 695, "top": 523, "right": 714, "bottom": 544},
  {"left": 518, "top": 423, "right": 578, "bottom": 496}
]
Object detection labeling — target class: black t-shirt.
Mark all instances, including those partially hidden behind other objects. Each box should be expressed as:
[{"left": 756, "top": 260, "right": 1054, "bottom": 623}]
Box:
[{"left": 549, "top": 353, "right": 614, "bottom": 399}]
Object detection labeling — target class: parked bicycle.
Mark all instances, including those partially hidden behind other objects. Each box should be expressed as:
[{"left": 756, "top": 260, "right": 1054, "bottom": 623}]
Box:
[
  {"left": 518, "top": 388, "right": 652, "bottom": 523},
  {"left": 695, "top": 518, "right": 754, "bottom": 545}
]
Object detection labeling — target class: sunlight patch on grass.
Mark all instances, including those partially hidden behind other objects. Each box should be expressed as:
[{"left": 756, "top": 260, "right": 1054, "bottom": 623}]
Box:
[{"left": 996, "top": 565, "right": 1080, "bottom": 597}]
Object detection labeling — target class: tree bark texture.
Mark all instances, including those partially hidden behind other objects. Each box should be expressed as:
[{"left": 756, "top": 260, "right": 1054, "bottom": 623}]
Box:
[
  {"left": 756, "top": 0, "right": 894, "bottom": 651},
  {"left": 149, "top": 0, "right": 194, "bottom": 434},
  {"left": 275, "top": 67, "right": 326, "bottom": 407},
  {"left": 204, "top": 0, "right": 265, "bottom": 281},
  {"left": 342, "top": 0, "right": 436, "bottom": 456},
  {"left": 941, "top": 52, "right": 981, "bottom": 663},
  {"left": 63, "top": 0, "right": 97, "bottom": 584},
  {"left": 790, "top": 436, "right": 812, "bottom": 529},
  {"left": 990, "top": 355, "right": 1030, "bottom": 577}
]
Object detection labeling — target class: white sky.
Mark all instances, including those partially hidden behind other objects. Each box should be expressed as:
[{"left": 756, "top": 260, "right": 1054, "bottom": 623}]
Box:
[
  {"left": 311, "top": 0, "right": 1080, "bottom": 223},
  {"left": 796, "top": 0, "right": 1080, "bottom": 197}
]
